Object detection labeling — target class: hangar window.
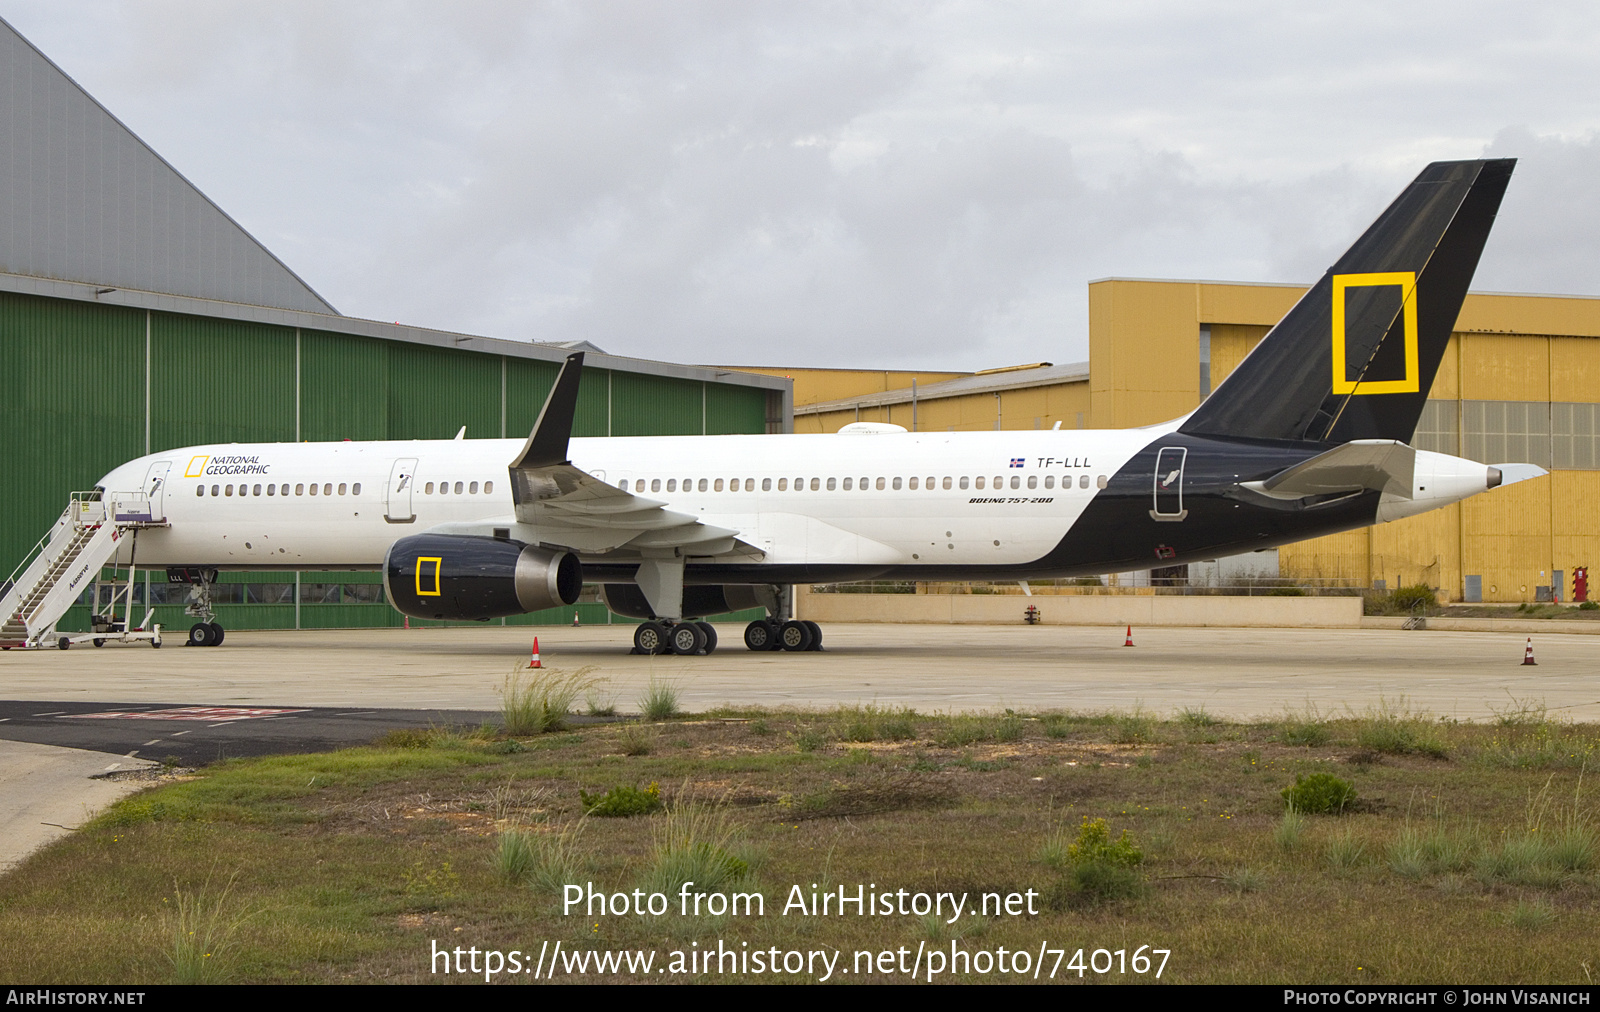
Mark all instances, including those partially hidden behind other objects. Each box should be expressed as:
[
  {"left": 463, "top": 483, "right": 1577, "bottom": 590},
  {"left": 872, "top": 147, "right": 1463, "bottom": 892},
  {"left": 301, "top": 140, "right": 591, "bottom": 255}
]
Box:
[
  {"left": 196, "top": 485, "right": 204, "bottom": 496},
  {"left": 892, "top": 477, "right": 902, "bottom": 490},
  {"left": 826, "top": 477, "right": 836, "bottom": 490},
  {"left": 481, "top": 481, "right": 490, "bottom": 494},
  {"left": 651, "top": 479, "right": 661, "bottom": 492},
  {"left": 1096, "top": 475, "right": 1108, "bottom": 489},
  {"left": 1027, "top": 475, "right": 1037, "bottom": 490},
  {"left": 875, "top": 477, "right": 885, "bottom": 490},
  {"left": 777, "top": 478, "right": 788, "bottom": 491},
  {"left": 974, "top": 477, "right": 984, "bottom": 489},
  {"left": 1080, "top": 474, "right": 1090, "bottom": 489},
  {"left": 454, "top": 482, "right": 463, "bottom": 494},
  {"left": 762, "top": 478, "right": 772, "bottom": 491},
  {"left": 843, "top": 477, "right": 853, "bottom": 490},
  {"left": 908, "top": 477, "right": 919, "bottom": 490}
]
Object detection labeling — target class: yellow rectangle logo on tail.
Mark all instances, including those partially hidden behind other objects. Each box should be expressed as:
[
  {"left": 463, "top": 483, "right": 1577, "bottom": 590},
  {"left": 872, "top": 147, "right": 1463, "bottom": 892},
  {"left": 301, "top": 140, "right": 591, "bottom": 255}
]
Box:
[{"left": 1331, "top": 271, "right": 1419, "bottom": 395}]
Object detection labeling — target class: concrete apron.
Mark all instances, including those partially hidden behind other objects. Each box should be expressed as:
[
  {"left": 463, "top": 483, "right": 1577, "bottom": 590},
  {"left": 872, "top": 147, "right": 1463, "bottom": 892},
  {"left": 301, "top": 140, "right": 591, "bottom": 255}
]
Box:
[{"left": 0, "top": 739, "right": 155, "bottom": 874}]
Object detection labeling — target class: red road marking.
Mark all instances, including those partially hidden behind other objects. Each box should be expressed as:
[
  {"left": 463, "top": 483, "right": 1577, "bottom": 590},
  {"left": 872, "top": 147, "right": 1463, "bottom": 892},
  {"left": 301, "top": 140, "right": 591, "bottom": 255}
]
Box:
[{"left": 63, "top": 707, "right": 310, "bottom": 721}]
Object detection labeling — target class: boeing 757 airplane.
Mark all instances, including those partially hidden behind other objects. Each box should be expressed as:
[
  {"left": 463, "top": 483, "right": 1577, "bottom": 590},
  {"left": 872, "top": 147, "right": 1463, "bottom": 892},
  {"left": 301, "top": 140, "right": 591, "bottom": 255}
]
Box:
[{"left": 1, "top": 158, "right": 1543, "bottom": 655}]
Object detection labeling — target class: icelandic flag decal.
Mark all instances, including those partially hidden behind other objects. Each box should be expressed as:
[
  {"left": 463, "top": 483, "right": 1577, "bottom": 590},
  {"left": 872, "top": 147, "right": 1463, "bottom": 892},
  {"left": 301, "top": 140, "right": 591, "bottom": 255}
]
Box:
[{"left": 1009, "top": 458, "right": 1025, "bottom": 468}]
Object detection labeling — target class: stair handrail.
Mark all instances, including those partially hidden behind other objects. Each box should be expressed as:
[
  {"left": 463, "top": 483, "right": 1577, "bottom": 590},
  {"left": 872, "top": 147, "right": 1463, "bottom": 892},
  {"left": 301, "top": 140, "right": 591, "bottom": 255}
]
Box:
[{"left": 2, "top": 492, "right": 106, "bottom": 607}]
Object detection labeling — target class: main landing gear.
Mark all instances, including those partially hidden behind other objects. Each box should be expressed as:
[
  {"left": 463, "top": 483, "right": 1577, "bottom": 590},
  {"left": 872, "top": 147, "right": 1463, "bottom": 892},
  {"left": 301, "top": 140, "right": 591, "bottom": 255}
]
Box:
[
  {"left": 632, "top": 620, "right": 720, "bottom": 655},
  {"left": 743, "top": 619, "right": 823, "bottom": 652},
  {"left": 187, "top": 622, "right": 225, "bottom": 647}
]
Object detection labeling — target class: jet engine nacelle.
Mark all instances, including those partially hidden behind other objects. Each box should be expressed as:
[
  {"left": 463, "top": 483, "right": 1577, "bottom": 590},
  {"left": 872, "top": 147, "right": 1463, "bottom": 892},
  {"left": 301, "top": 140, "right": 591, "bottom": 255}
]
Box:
[
  {"left": 384, "top": 535, "right": 581, "bottom": 621},
  {"left": 600, "top": 583, "right": 775, "bottom": 620}
]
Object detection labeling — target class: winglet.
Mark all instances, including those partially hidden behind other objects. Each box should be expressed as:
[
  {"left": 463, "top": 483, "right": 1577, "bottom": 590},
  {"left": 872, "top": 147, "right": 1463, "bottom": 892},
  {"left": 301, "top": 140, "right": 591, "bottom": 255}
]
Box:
[{"left": 511, "top": 353, "right": 585, "bottom": 469}]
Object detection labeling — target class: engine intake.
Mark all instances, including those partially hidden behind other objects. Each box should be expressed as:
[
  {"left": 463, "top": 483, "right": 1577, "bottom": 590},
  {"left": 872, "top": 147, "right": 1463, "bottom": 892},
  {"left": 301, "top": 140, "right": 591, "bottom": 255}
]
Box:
[{"left": 385, "top": 535, "right": 580, "bottom": 621}]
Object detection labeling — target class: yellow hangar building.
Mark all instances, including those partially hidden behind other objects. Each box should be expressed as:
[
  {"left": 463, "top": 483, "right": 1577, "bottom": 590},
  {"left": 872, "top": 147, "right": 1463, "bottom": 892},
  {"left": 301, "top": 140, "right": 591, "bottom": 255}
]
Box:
[{"left": 736, "top": 278, "right": 1600, "bottom": 604}]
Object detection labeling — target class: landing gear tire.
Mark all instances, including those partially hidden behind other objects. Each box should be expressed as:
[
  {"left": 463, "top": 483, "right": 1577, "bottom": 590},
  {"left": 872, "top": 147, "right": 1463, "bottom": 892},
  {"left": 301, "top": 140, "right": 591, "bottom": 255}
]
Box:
[
  {"left": 634, "top": 621, "right": 668, "bottom": 655},
  {"left": 779, "top": 620, "right": 814, "bottom": 652},
  {"left": 695, "top": 622, "right": 718, "bottom": 654},
  {"left": 802, "top": 620, "right": 823, "bottom": 651},
  {"left": 208, "top": 623, "right": 224, "bottom": 646},
  {"left": 188, "top": 623, "right": 215, "bottom": 647},
  {"left": 669, "top": 622, "right": 706, "bottom": 656},
  {"left": 744, "top": 620, "right": 776, "bottom": 651}
]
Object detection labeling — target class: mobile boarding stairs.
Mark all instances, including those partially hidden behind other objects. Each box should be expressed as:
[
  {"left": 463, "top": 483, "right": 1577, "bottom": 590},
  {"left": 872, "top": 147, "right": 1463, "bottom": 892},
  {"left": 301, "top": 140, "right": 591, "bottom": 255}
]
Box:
[{"left": 0, "top": 492, "right": 167, "bottom": 650}]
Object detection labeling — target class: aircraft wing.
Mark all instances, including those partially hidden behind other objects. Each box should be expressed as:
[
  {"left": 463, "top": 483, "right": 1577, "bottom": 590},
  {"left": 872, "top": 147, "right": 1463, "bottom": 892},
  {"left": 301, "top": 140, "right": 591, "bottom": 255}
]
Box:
[
  {"left": 1242, "top": 439, "right": 1416, "bottom": 500},
  {"left": 503, "top": 353, "right": 751, "bottom": 556}
]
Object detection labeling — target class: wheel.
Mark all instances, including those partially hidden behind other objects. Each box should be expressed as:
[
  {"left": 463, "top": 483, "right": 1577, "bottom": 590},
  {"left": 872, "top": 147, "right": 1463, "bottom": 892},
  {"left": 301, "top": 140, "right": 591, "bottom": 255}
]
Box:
[
  {"left": 93, "top": 637, "right": 106, "bottom": 648},
  {"left": 802, "top": 620, "right": 823, "bottom": 651},
  {"left": 633, "top": 621, "right": 668, "bottom": 655},
  {"left": 744, "top": 620, "right": 773, "bottom": 651},
  {"left": 151, "top": 635, "right": 162, "bottom": 649},
  {"left": 58, "top": 636, "right": 71, "bottom": 650},
  {"left": 208, "top": 623, "right": 224, "bottom": 646},
  {"left": 779, "top": 620, "right": 814, "bottom": 652},
  {"left": 669, "top": 622, "right": 705, "bottom": 655},
  {"left": 188, "top": 623, "right": 215, "bottom": 647},
  {"left": 695, "top": 621, "right": 718, "bottom": 654}
]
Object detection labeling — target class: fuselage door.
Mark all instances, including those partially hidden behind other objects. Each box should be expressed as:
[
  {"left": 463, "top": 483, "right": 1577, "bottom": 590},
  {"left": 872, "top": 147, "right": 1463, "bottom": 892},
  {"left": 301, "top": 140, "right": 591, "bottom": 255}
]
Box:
[
  {"left": 1150, "top": 447, "right": 1188, "bottom": 521},
  {"left": 142, "top": 460, "right": 172, "bottom": 522},
  {"left": 386, "top": 457, "right": 419, "bottom": 523}
]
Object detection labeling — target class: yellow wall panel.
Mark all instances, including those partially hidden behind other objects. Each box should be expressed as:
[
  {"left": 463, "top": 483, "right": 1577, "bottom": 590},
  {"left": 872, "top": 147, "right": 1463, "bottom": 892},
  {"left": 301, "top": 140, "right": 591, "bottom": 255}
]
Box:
[
  {"left": 1456, "top": 292, "right": 1600, "bottom": 338},
  {"left": 1551, "top": 337, "right": 1600, "bottom": 402},
  {"left": 1208, "top": 325, "right": 1268, "bottom": 388},
  {"left": 1090, "top": 280, "right": 1204, "bottom": 428},
  {"left": 1460, "top": 334, "right": 1549, "bottom": 402},
  {"left": 734, "top": 367, "right": 966, "bottom": 408},
  {"left": 1197, "top": 282, "right": 1305, "bottom": 326}
]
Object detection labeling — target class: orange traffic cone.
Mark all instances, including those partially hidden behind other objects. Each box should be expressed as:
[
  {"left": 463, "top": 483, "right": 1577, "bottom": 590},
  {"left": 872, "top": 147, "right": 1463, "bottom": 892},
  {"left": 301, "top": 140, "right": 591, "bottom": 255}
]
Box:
[
  {"left": 1522, "top": 637, "right": 1537, "bottom": 666},
  {"left": 1124, "top": 625, "right": 1134, "bottom": 647},
  {"left": 529, "top": 637, "right": 543, "bottom": 669},
  {"left": 572, "top": 611, "right": 581, "bottom": 627}
]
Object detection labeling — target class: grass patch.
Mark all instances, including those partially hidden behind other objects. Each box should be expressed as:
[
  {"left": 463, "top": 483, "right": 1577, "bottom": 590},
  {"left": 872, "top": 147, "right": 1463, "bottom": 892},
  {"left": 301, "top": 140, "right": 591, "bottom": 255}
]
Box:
[
  {"left": 835, "top": 705, "right": 917, "bottom": 742},
  {"left": 579, "top": 782, "right": 662, "bottom": 817},
  {"left": 641, "top": 795, "right": 751, "bottom": 897},
  {"left": 166, "top": 872, "right": 253, "bottom": 984},
  {"left": 1352, "top": 697, "right": 1449, "bottom": 758},
  {"left": 501, "top": 665, "right": 597, "bottom": 735},
  {"left": 637, "top": 678, "right": 682, "bottom": 722},
  {"left": 1282, "top": 772, "right": 1357, "bottom": 815},
  {"left": 1277, "top": 705, "right": 1332, "bottom": 748},
  {"left": 934, "top": 714, "right": 1024, "bottom": 748}
]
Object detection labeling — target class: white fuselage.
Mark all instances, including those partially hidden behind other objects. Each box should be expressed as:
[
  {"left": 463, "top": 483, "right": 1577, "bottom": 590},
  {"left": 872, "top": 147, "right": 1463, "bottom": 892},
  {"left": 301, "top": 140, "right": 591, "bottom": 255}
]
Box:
[{"left": 94, "top": 428, "right": 1162, "bottom": 572}]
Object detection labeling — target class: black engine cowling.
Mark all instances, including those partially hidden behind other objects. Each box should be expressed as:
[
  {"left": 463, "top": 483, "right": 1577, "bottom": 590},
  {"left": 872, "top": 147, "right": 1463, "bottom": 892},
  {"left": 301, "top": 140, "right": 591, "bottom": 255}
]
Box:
[
  {"left": 600, "top": 583, "right": 772, "bottom": 620},
  {"left": 385, "top": 535, "right": 581, "bottom": 621}
]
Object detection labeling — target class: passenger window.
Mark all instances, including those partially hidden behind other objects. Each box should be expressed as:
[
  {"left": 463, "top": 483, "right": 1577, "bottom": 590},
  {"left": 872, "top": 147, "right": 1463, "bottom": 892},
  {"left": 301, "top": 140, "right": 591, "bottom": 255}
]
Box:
[
  {"left": 1082, "top": 474, "right": 1092, "bottom": 489},
  {"left": 667, "top": 479, "right": 677, "bottom": 492},
  {"left": 859, "top": 477, "right": 868, "bottom": 489},
  {"left": 308, "top": 484, "right": 317, "bottom": 496},
  {"left": 324, "top": 484, "right": 333, "bottom": 496},
  {"left": 1027, "top": 475, "right": 1037, "bottom": 490},
  {"left": 353, "top": 483, "right": 362, "bottom": 495},
  {"left": 196, "top": 486, "right": 205, "bottom": 496},
  {"left": 294, "top": 484, "right": 303, "bottom": 496},
  {"left": 714, "top": 478, "right": 724, "bottom": 492},
  {"left": 744, "top": 478, "right": 754, "bottom": 491},
  {"left": 926, "top": 476, "right": 935, "bottom": 490},
  {"left": 875, "top": 477, "right": 885, "bottom": 490},
  {"left": 843, "top": 477, "right": 852, "bottom": 490},
  {"left": 810, "top": 477, "right": 820, "bottom": 491},
  {"left": 1044, "top": 475, "right": 1054, "bottom": 489},
  {"left": 795, "top": 477, "right": 804, "bottom": 489},
  {"left": 699, "top": 478, "right": 708, "bottom": 492},
  {"left": 453, "top": 482, "right": 463, "bottom": 494},
  {"left": 425, "top": 482, "right": 434, "bottom": 494},
  {"left": 778, "top": 478, "right": 788, "bottom": 491},
  {"left": 620, "top": 479, "right": 629, "bottom": 491},
  {"left": 1006, "top": 476, "right": 1016, "bottom": 490},
  {"left": 651, "top": 479, "right": 661, "bottom": 492},
  {"left": 994, "top": 476, "right": 1003, "bottom": 488},
  {"left": 959, "top": 476, "right": 968, "bottom": 490},
  {"left": 266, "top": 485, "right": 275, "bottom": 496},
  {"left": 908, "top": 477, "right": 919, "bottom": 490},
  {"left": 338, "top": 483, "right": 347, "bottom": 495},
  {"left": 1096, "top": 475, "right": 1107, "bottom": 489},
  {"left": 226, "top": 485, "right": 234, "bottom": 496},
  {"left": 482, "top": 481, "right": 490, "bottom": 494},
  {"left": 892, "top": 477, "right": 902, "bottom": 490},
  {"left": 762, "top": 478, "right": 772, "bottom": 491},
  {"left": 469, "top": 481, "right": 479, "bottom": 494},
  {"left": 975, "top": 476, "right": 984, "bottom": 489},
  {"left": 826, "top": 477, "right": 836, "bottom": 491}
]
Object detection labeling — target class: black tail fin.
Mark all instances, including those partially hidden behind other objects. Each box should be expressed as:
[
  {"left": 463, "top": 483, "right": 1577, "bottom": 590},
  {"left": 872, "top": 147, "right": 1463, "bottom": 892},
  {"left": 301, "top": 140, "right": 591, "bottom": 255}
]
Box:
[{"left": 1181, "top": 158, "right": 1514, "bottom": 444}]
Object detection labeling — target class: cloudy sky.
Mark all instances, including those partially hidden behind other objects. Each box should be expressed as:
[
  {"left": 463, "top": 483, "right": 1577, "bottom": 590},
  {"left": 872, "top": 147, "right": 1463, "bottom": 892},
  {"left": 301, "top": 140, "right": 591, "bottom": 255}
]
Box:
[{"left": 6, "top": 1, "right": 1600, "bottom": 370}]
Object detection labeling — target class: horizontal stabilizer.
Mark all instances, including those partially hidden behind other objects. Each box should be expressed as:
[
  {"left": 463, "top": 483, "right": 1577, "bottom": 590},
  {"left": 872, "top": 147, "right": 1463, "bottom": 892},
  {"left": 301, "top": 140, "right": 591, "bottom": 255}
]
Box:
[
  {"left": 1242, "top": 439, "right": 1415, "bottom": 500},
  {"left": 1490, "top": 463, "right": 1546, "bottom": 488}
]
